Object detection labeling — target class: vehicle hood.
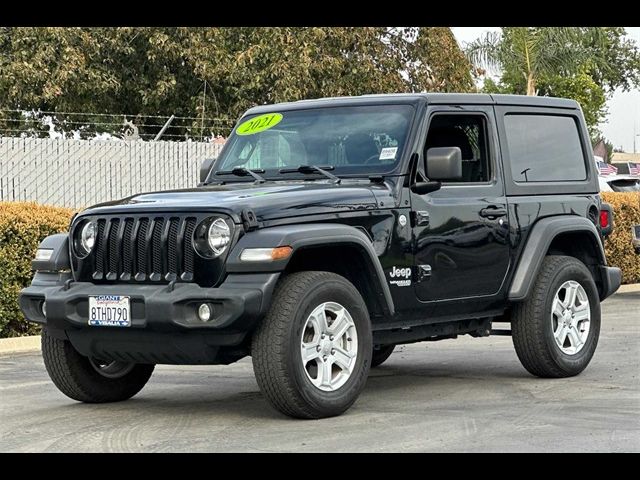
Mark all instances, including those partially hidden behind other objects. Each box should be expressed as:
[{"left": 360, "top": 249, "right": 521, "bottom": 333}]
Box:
[{"left": 82, "top": 181, "right": 390, "bottom": 223}]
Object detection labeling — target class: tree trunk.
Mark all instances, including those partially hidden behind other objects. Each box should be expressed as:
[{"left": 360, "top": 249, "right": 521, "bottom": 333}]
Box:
[{"left": 526, "top": 73, "right": 537, "bottom": 96}]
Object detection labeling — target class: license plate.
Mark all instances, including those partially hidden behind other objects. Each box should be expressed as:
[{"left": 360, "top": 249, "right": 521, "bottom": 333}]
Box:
[{"left": 88, "top": 295, "right": 131, "bottom": 327}]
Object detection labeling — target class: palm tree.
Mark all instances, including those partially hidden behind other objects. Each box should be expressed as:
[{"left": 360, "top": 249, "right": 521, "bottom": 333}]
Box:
[{"left": 465, "top": 27, "right": 604, "bottom": 96}]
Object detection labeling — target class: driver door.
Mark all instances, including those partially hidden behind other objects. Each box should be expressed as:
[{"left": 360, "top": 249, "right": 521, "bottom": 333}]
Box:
[{"left": 411, "top": 106, "right": 510, "bottom": 310}]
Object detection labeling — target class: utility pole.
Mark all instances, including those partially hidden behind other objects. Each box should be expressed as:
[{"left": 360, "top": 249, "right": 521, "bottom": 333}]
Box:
[
  {"left": 154, "top": 115, "right": 175, "bottom": 141},
  {"left": 201, "top": 80, "right": 207, "bottom": 142}
]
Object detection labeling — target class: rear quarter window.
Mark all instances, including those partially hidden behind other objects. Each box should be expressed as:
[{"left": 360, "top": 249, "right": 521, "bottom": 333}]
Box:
[{"left": 504, "top": 114, "right": 587, "bottom": 182}]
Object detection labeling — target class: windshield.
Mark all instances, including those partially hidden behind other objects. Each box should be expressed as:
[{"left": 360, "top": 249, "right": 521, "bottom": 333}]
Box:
[{"left": 209, "top": 105, "right": 414, "bottom": 181}]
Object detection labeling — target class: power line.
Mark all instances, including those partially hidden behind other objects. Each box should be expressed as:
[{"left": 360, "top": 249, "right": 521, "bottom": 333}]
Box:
[
  {"left": 0, "top": 118, "right": 231, "bottom": 128},
  {"left": 0, "top": 128, "right": 223, "bottom": 139},
  {"left": 0, "top": 108, "right": 233, "bottom": 123}
]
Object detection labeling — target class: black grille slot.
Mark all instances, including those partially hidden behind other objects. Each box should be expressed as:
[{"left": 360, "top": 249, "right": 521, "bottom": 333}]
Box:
[
  {"left": 121, "top": 219, "right": 134, "bottom": 279},
  {"left": 150, "top": 219, "right": 165, "bottom": 281},
  {"left": 85, "top": 215, "right": 201, "bottom": 284},
  {"left": 182, "top": 218, "right": 196, "bottom": 281},
  {"left": 107, "top": 219, "right": 120, "bottom": 280},
  {"left": 167, "top": 218, "right": 179, "bottom": 277},
  {"left": 93, "top": 219, "right": 106, "bottom": 280},
  {"left": 136, "top": 218, "right": 149, "bottom": 280}
]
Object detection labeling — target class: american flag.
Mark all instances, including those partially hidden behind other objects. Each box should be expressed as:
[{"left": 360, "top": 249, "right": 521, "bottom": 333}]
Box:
[
  {"left": 598, "top": 161, "right": 618, "bottom": 176},
  {"left": 629, "top": 162, "right": 640, "bottom": 176}
]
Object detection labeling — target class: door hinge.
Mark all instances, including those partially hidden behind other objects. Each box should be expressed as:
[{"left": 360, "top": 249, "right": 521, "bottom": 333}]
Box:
[
  {"left": 412, "top": 210, "right": 429, "bottom": 226},
  {"left": 417, "top": 264, "right": 432, "bottom": 282}
]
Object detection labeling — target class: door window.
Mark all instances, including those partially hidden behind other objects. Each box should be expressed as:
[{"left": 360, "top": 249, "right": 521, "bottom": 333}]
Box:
[
  {"left": 424, "top": 115, "right": 491, "bottom": 183},
  {"left": 504, "top": 114, "right": 586, "bottom": 182}
]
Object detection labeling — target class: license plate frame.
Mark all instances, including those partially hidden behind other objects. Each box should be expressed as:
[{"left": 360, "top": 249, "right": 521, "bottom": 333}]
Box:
[{"left": 88, "top": 295, "right": 131, "bottom": 327}]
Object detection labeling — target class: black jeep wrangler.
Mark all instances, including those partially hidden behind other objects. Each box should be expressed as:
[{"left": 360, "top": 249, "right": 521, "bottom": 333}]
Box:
[{"left": 20, "top": 94, "right": 621, "bottom": 419}]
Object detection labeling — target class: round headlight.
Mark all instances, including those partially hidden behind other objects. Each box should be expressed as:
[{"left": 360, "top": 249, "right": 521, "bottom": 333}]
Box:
[
  {"left": 207, "top": 218, "right": 231, "bottom": 256},
  {"left": 77, "top": 221, "right": 97, "bottom": 256},
  {"left": 194, "top": 217, "right": 232, "bottom": 259}
]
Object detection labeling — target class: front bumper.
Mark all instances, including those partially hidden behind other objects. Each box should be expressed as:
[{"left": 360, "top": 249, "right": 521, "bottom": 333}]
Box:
[{"left": 19, "top": 273, "right": 279, "bottom": 364}]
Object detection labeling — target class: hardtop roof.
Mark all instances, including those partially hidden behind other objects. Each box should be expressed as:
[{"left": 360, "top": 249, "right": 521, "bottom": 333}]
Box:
[{"left": 244, "top": 93, "right": 579, "bottom": 116}]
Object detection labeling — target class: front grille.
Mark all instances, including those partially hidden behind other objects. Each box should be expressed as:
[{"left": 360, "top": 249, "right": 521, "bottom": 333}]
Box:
[{"left": 87, "top": 216, "right": 197, "bottom": 283}]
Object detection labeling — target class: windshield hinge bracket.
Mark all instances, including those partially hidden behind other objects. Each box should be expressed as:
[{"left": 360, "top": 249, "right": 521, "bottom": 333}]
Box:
[{"left": 242, "top": 209, "right": 259, "bottom": 232}]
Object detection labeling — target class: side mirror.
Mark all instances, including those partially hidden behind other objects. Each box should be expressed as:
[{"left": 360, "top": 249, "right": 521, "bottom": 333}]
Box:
[
  {"left": 199, "top": 158, "right": 216, "bottom": 184},
  {"left": 426, "top": 147, "right": 462, "bottom": 181},
  {"left": 411, "top": 181, "right": 442, "bottom": 195}
]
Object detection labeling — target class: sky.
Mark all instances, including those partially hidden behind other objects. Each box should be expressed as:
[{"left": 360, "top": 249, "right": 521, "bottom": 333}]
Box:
[{"left": 451, "top": 27, "right": 640, "bottom": 153}]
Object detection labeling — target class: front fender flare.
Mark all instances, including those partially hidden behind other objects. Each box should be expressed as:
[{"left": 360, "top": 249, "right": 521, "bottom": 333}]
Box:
[{"left": 226, "top": 223, "right": 394, "bottom": 315}]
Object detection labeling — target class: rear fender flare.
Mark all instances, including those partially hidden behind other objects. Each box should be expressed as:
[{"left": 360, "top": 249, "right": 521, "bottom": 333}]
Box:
[{"left": 508, "top": 216, "right": 605, "bottom": 301}]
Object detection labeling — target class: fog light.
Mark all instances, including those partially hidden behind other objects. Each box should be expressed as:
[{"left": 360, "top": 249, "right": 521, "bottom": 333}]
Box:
[
  {"left": 35, "top": 249, "right": 53, "bottom": 261},
  {"left": 198, "top": 303, "right": 212, "bottom": 322},
  {"left": 41, "top": 301, "right": 47, "bottom": 317}
]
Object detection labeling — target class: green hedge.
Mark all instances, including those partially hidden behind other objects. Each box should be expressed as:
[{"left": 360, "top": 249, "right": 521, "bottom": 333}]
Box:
[
  {"left": 0, "top": 202, "right": 73, "bottom": 338},
  {"left": 601, "top": 192, "right": 640, "bottom": 285}
]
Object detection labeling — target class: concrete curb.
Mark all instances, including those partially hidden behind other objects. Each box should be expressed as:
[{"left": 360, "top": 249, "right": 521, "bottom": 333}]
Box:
[
  {"left": 618, "top": 283, "right": 640, "bottom": 293},
  {"left": 0, "top": 335, "right": 40, "bottom": 355}
]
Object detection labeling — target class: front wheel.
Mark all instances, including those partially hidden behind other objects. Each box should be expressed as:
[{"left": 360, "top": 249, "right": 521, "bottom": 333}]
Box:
[
  {"left": 511, "top": 255, "right": 601, "bottom": 378},
  {"left": 252, "top": 271, "right": 372, "bottom": 419},
  {"left": 41, "top": 329, "right": 155, "bottom": 403}
]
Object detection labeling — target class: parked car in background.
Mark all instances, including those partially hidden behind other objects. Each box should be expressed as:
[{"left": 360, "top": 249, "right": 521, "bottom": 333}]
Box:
[
  {"left": 598, "top": 175, "right": 640, "bottom": 192},
  {"left": 633, "top": 225, "right": 640, "bottom": 255}
]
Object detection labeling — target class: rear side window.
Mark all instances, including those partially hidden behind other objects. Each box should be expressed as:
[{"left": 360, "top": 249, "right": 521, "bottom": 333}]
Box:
[{"left": 504, "top": 114, "right": 587, "bottom": 182}]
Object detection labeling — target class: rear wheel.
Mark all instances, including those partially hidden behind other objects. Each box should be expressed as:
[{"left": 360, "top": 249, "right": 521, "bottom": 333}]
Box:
[
  {"left": 41, "top": 329, "right": 155, "bottom": 403},
  {"left": 371, "top": 344, "right": 395, "bottom": 368},
  {"left": 252, "top": 271, "right": 372, "bottom": 419},
  {"left": 511, "top": 255, "right": 601, "bottom": 378}
]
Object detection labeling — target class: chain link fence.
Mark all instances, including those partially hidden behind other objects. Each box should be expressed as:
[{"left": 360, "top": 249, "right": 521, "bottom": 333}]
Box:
[{"left": 0, "top": 137, "right": 224, "bottom": 209}]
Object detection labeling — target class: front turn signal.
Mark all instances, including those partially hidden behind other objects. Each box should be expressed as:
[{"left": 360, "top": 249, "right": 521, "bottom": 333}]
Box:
[{"left": 240, "top": 246, "right": 293, "bottom": 262}]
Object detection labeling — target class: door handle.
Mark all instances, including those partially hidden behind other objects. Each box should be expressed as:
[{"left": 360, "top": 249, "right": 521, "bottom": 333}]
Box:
[{"left": 479, "top": 206, "right": 507, "bottom": 219}]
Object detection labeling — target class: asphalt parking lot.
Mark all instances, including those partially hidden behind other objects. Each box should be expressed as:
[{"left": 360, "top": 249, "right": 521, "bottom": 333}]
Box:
[{"left": 1, "top": 291, "right": 638, "bottom": 452}]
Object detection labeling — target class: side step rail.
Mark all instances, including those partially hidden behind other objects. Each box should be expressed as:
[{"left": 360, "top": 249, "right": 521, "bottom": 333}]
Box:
[
  {"left": 490, "top": 329, "right": 512, "bottom": 336},
  {"left": 490, "top": 321, "right": 512, "bottom": 336}
]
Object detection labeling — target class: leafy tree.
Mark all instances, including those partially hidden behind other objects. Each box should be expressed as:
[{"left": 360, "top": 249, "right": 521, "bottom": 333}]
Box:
[
  {"left": 538, "top": 71, "right": 607, "bottom": 138},
  {"left": 184, "top": 27, "right": 473, "bottom": 122},
  {"left": 0, "top": 27, "right": 473, "bottom": 139},
  {"left": 581, "top": 27, "right": 640, "bottom": 93},
  {"left": 465, "top": 27, "right": 604, "bottom": 96},
  {"left": 0, "top": 27, "right": 207, "bottom": 138},
  {"left": 469, "top": 27, "right": 640, "bottom": 134}
]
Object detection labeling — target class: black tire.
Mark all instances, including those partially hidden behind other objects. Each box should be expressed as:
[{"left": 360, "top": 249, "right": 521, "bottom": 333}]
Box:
[
  {"left": 371, "top": 344, "right": 395, "bottom": 368},
  {"left": 511, "top": 255, "right": 601, "bottom": 378},
  {"left": 251, "top": 271, "right": 372, "bottom": 419},
  {"left": 41, "top": 329, "right": 155, "bottom": 403}
]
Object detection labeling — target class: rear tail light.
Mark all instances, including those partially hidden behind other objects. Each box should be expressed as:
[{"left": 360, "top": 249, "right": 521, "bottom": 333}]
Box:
[{"left": 599, "top": 203, "right": 614, "bottom": 236}]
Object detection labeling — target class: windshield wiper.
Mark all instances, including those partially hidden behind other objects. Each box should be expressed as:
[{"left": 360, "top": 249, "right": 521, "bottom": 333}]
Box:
[
  {"left": 279, "top": 165, "right": 341, "bottom": 184},
  {"left": 215, "top": 167, "right": 266, "bottom": 184}
]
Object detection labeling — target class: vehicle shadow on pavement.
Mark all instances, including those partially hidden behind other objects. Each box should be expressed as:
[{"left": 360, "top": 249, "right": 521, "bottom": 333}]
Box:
[{"left": 48, "top": 360, "right": 536, "bottom": 421}]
